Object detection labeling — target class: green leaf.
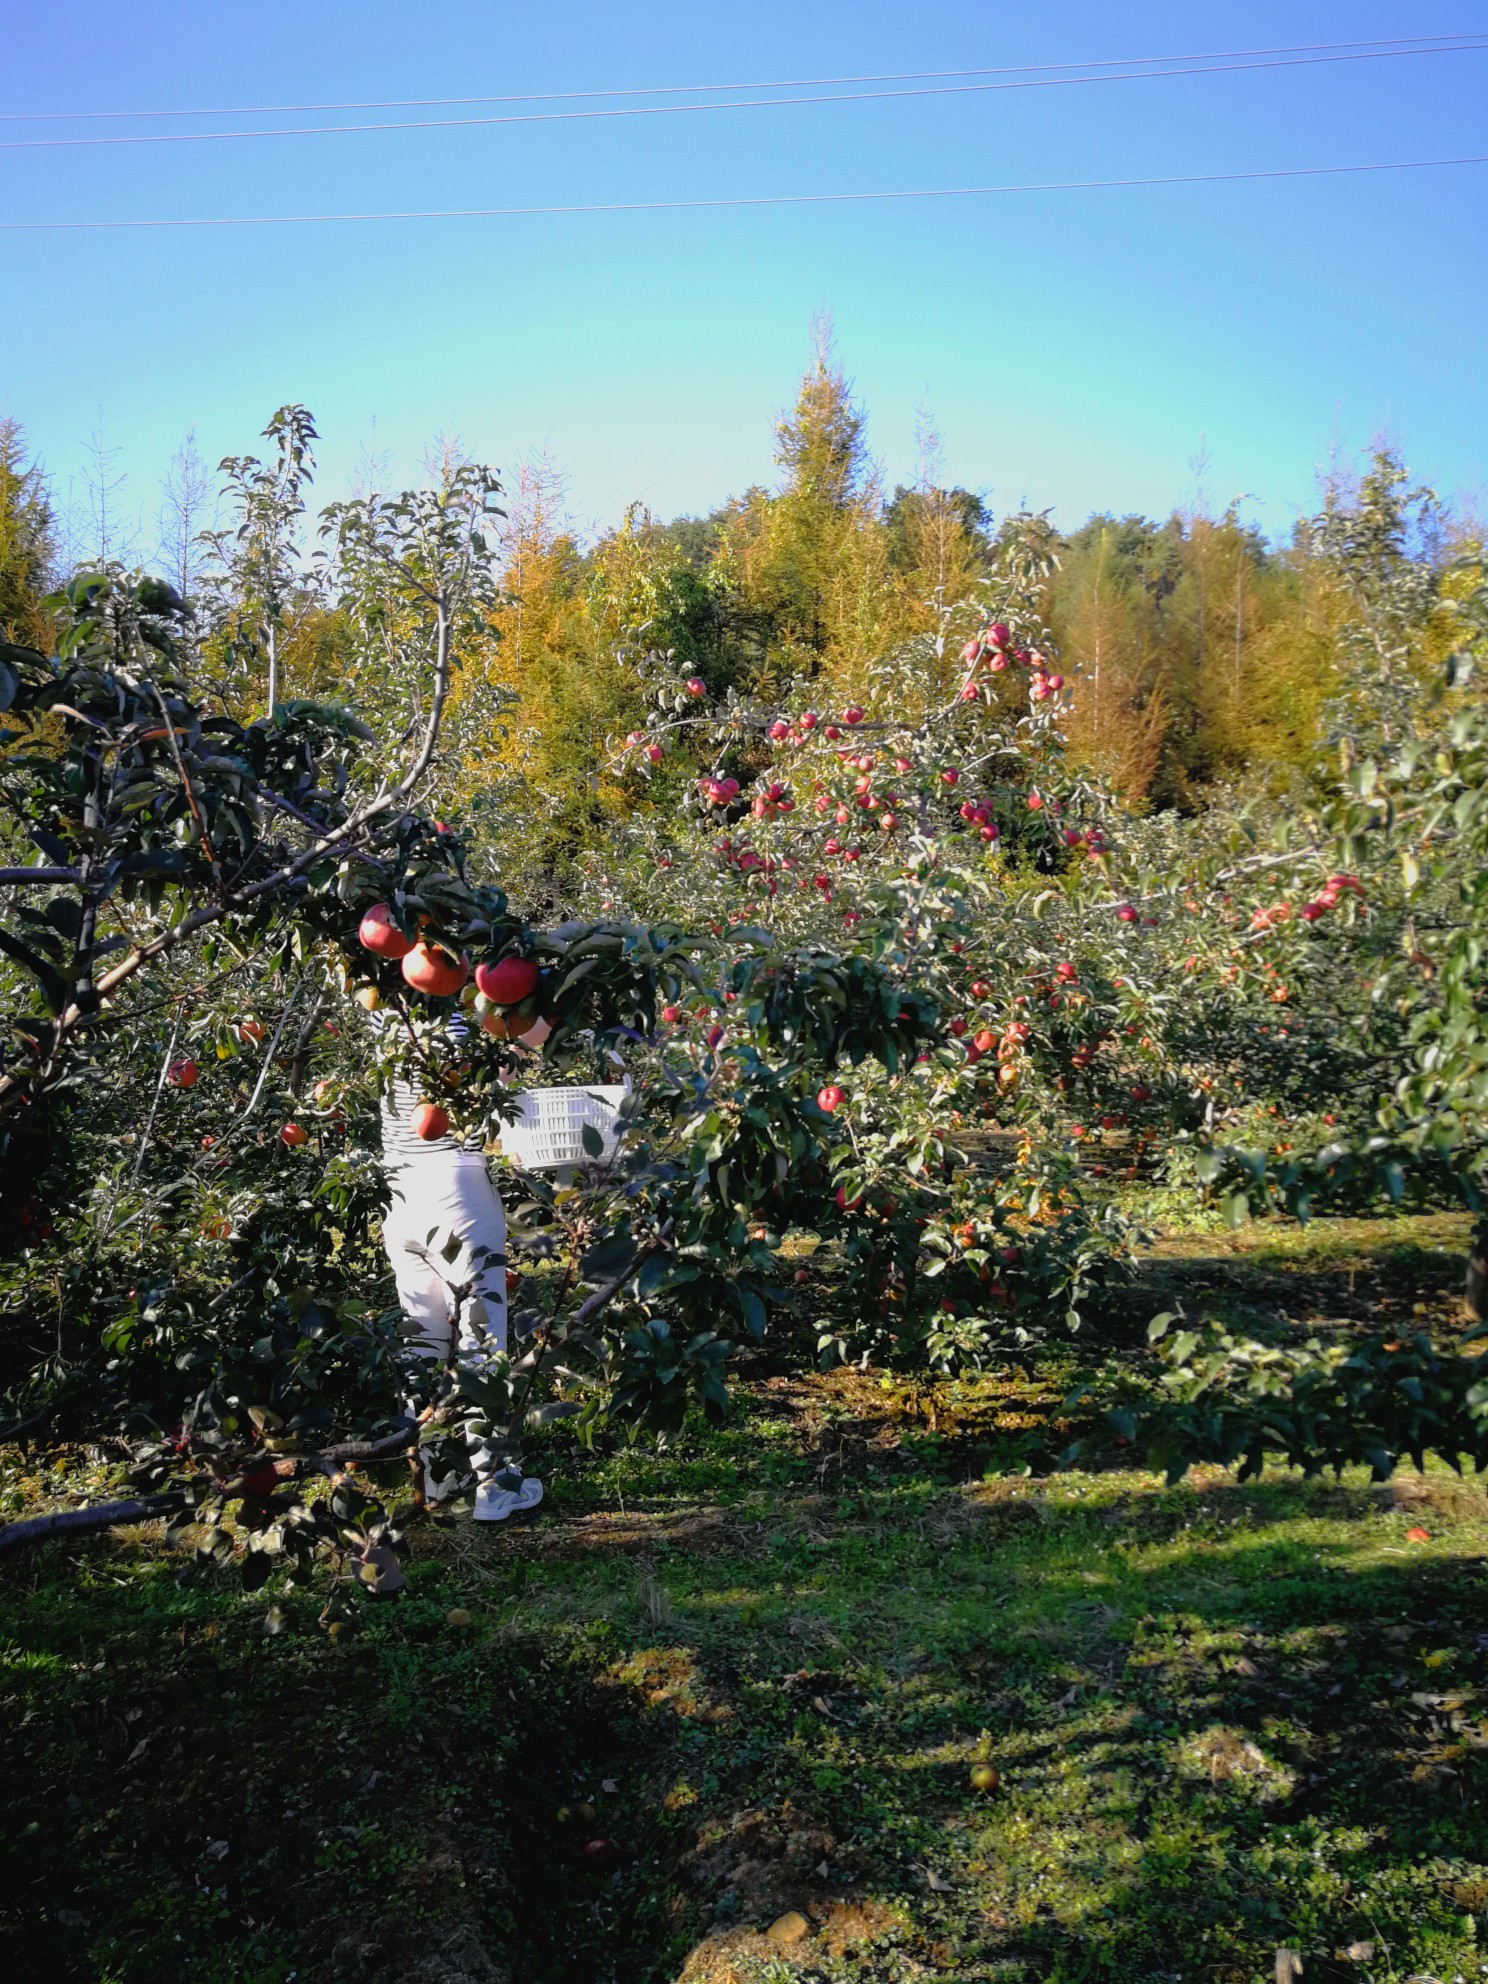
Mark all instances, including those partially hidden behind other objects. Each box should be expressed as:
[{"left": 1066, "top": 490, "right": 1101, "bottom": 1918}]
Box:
[
  {"left": 0, "top": 926, "right": 67, "bottom": 1013},
  {"left": 28, "top": 827, "right": 69, "bottom": 864},
  {"left": 633, "top": 1252, "right": 667, "bottom": 1297},
  {"left": 736, "top": 1285, "right": 767, "bottom": 1340},
  {"left": 556, "top": 955, "right": 600, "bottom": 997},
  {"left": 580, "top": 1122, "right": 605, "bottom": 1158},
  {"left": 116, "top": 848, "right": 190, "bottom": 878},
  {"left": 240, "top": 1549, "right": 273, "bottom": 1592},
  {"left": 580, "top": 1233, "right": 635, "bottom": 1280}
]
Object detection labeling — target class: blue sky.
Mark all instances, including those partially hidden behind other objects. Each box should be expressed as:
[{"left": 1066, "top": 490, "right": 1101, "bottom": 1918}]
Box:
[{"left": 3, "top": 1, "right": 1485, "bottom": 557}]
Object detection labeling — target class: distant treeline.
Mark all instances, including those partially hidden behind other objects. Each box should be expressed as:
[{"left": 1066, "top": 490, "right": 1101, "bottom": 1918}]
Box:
[{"left": 1, "top": 332, "right": 1473, "bottom": 878}]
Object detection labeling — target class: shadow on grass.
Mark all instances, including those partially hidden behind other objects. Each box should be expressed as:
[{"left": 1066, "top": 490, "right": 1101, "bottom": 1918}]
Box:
[
  {"left": 3, "top": 1465, "right": 1486, "bottom": 1984},
  {"left": 502, "top": 1467, "right": 1488, "bottom": 1983},
  {"left": 0, "top": 1540, "right": 698, "bottom": 1984},
  {"left": 1121, "top": 1211, "right": 1475, "bottom": 1352}
]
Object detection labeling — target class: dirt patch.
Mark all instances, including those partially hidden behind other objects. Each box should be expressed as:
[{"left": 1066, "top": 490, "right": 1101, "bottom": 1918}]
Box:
[
  {"left": 1376, "top": 1473, "right": 1488, "bottom": 1522},
  {"left": 318, "top": 1898, "right": 509, "bottom": 1984},
  {"left": 677, "top": 1894, "right": 902, "bottom": 1982},
  {"left": 533, "top": 1508, "right": 738, "bottom": 1556}
]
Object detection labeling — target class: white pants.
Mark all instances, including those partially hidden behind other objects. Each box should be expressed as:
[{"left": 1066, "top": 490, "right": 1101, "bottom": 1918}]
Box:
[{"left": 380, "top": 1151, "right": 509, "bottom": 1370}]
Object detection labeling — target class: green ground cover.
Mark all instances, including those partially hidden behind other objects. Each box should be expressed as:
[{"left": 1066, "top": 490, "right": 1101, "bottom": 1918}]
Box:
[{"left": 3, "top": 1212, "right": 1487, "bottom": 1984}]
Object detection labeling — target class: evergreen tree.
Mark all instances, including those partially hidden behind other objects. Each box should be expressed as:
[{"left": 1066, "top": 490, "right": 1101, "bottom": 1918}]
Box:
[{"left": 0, "top": 420, "right": 56, "bottom": 648}]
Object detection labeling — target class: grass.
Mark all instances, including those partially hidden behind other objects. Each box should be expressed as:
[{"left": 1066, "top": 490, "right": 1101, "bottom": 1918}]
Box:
[{"left": 3, "top": 1211, "right": 1488, "bottom": 1984}]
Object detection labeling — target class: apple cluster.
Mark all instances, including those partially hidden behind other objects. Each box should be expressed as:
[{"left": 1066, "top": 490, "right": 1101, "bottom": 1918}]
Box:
[{"left": 351, "top": 904, "right": 548, "bottom": 1138}]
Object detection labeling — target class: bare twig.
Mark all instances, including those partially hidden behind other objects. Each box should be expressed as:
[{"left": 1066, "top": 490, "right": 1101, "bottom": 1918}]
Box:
[
  {"left": 129, "top": 1009, "right": 186, "bottom": 1184},
  {"left": 0, "top": 1399, "right": 62, "bottom": 1445},
  {"left": 143, "top": 689, "right": 228, "bottom": 898},
  {"left": 107, "top": 988, "right": 301, "bottom": 1242}
]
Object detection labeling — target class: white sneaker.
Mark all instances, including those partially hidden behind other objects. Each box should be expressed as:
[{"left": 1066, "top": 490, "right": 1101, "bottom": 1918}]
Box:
[
  {"left": 424, "top": 1460, "right": 474, "bottom": 1504},
  {"left": 472, "top": 1476, "right": 544, "bottom": 1523}
]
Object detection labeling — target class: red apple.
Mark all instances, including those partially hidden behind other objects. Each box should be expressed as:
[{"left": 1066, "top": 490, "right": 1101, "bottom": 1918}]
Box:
[
  {"left": 358, "top": 903, "right": 412, "bottom": 960},
  {"left": 475, "top": 956, "right": 540, "bottom": 1006},
  {"left": 402, "top": 943, "right": 470, "bottom": 998},
  {"left": 411, "top": 1101, "right": 450, "bottom": 1141}
]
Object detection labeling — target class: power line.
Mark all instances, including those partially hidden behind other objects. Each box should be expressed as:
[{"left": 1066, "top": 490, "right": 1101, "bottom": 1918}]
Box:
[
  {"left": 1, "top": 31, "right": 1478, "bottom": 124},
  {"left": 5, "top": 154, "right": 1485, "bottom": 233},
  {"left": 4, "top": 43, "right": 1485, "bottom": 153}
]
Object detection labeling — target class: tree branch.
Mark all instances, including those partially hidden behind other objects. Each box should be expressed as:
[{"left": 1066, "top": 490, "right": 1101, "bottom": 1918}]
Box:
[
  {"left": 0, "top": 1492, "right": 186, "bottom": 1556},
  {"left": 0, "top": 1421, "right": 419, "bottom": 1557},
  {"left": 0, "top": 1213, "right": 667, "bottom": 1559}
]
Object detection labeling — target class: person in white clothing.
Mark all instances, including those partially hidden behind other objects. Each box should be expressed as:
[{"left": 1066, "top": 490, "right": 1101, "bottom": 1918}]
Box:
[{"left": 378, "top": 1048, "right": 544, "bottom": 1522}]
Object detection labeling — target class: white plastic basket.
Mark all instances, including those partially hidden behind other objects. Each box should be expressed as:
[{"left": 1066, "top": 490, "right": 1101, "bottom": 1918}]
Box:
[{"left": 498, "top": 1084, "right": 628, "bottom": 1171}]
